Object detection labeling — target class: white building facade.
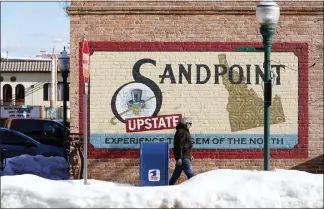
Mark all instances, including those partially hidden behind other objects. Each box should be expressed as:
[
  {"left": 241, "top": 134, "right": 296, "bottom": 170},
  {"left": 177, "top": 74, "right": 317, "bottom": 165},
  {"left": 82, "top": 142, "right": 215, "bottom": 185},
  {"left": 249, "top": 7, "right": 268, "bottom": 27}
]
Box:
[{"left": 0, "top": 58, "right": 70, "bottom": 119}]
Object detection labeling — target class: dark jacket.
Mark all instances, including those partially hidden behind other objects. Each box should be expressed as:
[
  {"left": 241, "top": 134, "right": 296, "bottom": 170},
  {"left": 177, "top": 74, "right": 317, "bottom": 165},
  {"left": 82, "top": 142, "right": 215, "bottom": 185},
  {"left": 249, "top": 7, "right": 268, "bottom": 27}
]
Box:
[{"left": 173, "top": 123, "right": 193, "bottom": 160}]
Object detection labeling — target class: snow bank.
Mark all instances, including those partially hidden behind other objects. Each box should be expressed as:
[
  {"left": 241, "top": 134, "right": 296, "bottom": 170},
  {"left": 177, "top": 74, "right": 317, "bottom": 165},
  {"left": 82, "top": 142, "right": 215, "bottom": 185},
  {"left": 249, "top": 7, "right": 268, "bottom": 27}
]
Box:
[
  {"left": 0, "top": 154, "right": 69, "bottom": 180},
  {"left": 1, "top": 169, "right": 323, "bottom": 208}
]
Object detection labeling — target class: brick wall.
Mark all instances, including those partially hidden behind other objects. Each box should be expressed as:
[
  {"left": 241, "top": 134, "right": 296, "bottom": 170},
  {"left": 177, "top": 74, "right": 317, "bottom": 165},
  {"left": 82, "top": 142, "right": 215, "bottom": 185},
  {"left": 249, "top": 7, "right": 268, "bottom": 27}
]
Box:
[{"left": 68, "top": 1, "right": 323, "bottom": 185}]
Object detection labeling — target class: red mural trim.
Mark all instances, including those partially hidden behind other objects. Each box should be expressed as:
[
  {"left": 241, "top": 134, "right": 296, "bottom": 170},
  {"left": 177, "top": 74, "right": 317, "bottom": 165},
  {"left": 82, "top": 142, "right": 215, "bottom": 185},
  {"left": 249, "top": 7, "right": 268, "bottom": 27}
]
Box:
[{"left": 78, "top": 42, "right": 308, "bottom": 159}]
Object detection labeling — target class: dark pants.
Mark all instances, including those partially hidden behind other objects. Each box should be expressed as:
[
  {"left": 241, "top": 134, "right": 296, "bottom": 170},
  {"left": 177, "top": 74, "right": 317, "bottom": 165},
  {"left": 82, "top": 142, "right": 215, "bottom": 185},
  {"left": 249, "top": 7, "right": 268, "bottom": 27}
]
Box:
[{"left": 169, "top": 158, "right": 195, "bottom": 185}]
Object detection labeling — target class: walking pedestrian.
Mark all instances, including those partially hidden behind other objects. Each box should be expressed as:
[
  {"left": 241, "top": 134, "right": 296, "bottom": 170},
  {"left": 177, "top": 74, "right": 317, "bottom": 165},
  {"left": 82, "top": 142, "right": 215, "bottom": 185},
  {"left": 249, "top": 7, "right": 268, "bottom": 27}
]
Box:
[{"left": 169, "top": 117, "right": 195, "bottom": 185}]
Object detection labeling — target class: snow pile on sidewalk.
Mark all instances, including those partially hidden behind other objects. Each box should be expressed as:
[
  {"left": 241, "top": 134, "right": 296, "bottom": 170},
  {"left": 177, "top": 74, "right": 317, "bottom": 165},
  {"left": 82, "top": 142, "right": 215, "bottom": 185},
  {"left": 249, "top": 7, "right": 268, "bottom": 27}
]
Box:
[
  {"left": 0, "top": 154, "right": 68, "bottom": 180},
  {"left": 1, "top": 169, "right": 323, "bottom": 208}
]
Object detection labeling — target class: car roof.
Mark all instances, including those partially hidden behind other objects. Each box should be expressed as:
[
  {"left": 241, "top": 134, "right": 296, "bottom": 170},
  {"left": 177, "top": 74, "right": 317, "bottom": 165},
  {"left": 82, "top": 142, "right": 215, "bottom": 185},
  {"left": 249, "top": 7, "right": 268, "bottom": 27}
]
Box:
[
  {"left": 0, "top": 127, "right": 12, "bottom": 131},
  {"left": 7, "top": 118, "right": 64, "bottom": 126},
  {"left": 54, "top": 119, "right": 70, "bottom": 122},
  {"left": 6, "top": 117, "right": 53, "bottom": 121},
  {"left": 0, "top": 127, "right": 40, "bottom": 145}
]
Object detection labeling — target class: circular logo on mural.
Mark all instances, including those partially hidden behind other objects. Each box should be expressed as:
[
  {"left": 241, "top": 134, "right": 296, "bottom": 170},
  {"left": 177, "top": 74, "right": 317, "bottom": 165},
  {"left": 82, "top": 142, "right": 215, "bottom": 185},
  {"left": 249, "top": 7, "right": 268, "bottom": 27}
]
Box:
[
  {"left": 111, "top": 81, "right": 160, "bottom": 125},
  {"left": 116, "top": 82, "right": 156, "bottom": 118}
]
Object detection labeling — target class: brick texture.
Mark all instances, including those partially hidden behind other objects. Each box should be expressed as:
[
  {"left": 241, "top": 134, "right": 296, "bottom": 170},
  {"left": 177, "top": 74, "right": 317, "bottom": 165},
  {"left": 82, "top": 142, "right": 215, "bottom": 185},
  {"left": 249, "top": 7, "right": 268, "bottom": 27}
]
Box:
[{"left": 68, "top": 1, "right": 323, "bottom": 184}]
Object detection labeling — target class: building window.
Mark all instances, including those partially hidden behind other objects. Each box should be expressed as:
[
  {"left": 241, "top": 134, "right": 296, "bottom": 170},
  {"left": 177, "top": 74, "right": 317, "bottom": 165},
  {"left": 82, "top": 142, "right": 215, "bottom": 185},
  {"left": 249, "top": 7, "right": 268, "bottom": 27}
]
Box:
[
  {"left": 43, "top": 83, "right": 49, "bottom": 101},
  {"left": 57, "top": 83, "right": 63, "bottom": 101},
  {"left": 57, "top": 82, "right": 69, "bottom": 101},
  {"left": 43, "top": 83, "right": 69, "bottom": 102},
  {"left": 3, "top": 84, "right": 12, "bottom": 103},
  {"left": 15, "top": 84, "right": 25, "bottom": 104}
]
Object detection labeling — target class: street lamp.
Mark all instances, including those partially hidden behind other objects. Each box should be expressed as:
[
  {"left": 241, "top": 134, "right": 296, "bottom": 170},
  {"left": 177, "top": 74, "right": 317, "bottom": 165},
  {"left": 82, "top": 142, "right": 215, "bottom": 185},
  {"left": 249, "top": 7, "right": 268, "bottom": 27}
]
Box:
[
  {"left": 57, "top": 47, "right": 70, "bottom": 161},
  {"left": 256, "top": 0, "right": 280, "bottom": 171}
]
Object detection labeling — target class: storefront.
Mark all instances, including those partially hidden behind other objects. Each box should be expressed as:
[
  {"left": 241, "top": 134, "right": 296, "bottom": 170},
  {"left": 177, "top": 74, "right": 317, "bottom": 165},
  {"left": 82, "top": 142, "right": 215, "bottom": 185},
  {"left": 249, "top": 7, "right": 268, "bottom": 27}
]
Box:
[{"left": 68, "top": 1, "right": 323, "bottom": 184}]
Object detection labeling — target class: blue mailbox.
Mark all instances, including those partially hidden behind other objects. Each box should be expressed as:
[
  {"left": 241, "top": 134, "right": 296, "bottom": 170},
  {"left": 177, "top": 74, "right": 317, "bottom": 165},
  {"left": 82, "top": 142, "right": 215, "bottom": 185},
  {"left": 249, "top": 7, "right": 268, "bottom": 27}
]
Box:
[{"left": 140, "top": 142, "right": 169, "bottom": 186}]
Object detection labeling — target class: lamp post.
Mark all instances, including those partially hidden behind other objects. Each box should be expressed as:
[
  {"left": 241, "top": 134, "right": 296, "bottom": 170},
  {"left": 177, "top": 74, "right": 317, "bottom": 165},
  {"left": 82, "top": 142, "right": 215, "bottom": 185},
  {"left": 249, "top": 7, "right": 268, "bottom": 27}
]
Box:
[
  {"left": 57, "top": 47, "right": 70, "bottom": 160},
  {"left": 256, "top": 0, "right": 280, "bottom": 171}
]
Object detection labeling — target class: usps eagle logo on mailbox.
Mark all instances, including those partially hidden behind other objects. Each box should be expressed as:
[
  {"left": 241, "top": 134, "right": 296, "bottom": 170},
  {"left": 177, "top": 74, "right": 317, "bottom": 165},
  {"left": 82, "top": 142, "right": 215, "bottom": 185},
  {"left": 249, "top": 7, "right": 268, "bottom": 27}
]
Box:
[{"left": 148, "top": 169, "right": 160, "bottom": 181}]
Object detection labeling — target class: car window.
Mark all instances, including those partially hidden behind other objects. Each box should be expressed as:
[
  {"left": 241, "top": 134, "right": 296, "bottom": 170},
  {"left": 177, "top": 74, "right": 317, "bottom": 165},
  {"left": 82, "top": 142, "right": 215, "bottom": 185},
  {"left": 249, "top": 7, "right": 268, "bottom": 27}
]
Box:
[
  {"left": 12, "top": 119, "right": 42, "bottom": 134},
  {"left": 43, "top": 122, "right": 62, "bottom": 137},
  {"left": 0, "top": 130, "right": 27, "bottom": 145}
]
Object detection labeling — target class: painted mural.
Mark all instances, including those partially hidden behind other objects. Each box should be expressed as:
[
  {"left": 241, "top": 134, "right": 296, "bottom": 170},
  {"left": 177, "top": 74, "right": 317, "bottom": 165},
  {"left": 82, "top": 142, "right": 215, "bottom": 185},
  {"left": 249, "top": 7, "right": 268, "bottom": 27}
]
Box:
[{"left": 89, "top": 50, "right": 299, "bottom": 150}]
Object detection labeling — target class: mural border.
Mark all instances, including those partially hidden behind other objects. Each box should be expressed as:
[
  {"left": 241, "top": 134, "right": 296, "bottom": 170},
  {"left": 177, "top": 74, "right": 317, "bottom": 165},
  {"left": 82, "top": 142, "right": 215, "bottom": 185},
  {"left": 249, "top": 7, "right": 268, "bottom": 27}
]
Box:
[{"left": 78, "top": 42, "right": 308, "bottom": 159}]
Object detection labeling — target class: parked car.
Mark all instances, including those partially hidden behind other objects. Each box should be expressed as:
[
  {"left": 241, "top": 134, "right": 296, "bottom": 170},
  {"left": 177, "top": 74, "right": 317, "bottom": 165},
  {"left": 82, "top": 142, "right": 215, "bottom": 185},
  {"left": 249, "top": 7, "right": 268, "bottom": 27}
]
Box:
[
  {"left": 3, "top": 118, "right": 67, "bottom": 148},
  {"left": 0, "top": 128, "right": 64, "bottom": 159},
  {"left": 53, "top": 119, "right": 70, "bottom": 130}
]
